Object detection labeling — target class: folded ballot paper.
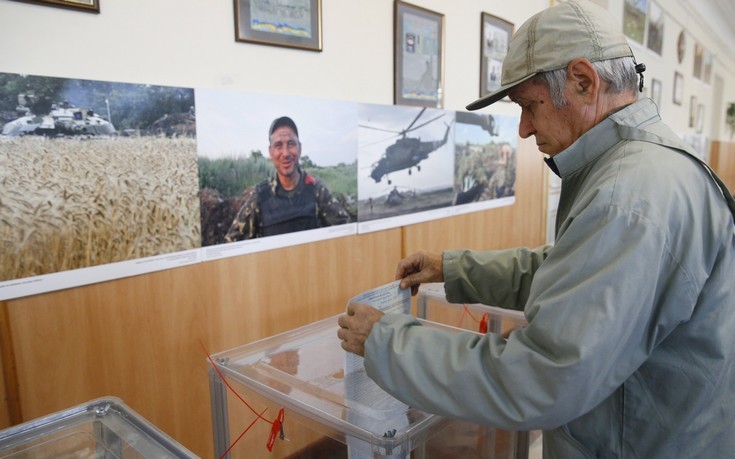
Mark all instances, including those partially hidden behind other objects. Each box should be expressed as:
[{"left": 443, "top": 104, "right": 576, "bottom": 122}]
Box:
[
  {"left": 344, "top": 281, "right": 411, "bottom": 459},
  {"left": 344, "top": 280, "right": 410, "bottom": 377}
]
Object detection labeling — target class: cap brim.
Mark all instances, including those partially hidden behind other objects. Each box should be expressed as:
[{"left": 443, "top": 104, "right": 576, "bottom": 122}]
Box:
[{"left": 465, "top": 73, "right": 538, "bottom": 111}]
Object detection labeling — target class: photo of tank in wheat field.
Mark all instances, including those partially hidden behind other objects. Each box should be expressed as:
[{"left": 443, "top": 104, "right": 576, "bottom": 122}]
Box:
[{"left": 0, "top": 73, "right": 201, "bottom": 283}]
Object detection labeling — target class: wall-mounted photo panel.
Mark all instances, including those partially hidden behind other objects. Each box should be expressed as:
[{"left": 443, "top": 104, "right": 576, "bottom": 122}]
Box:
[
  {"left": 234, "top": 0, "right": 322, "bottom": 51},
  {"left": 357, "top": 104, "right": 454, "bottom": 233},
  {"left": 195, "top": 89, "right": 357, "bottom": 259},
  {"left": 623, "top": 0, "right": 648, "bottom": 44},
  {"left": 676, "top": 30, "right": 686, "bottom": 63},
  {"left": 703, "top": 50, "right": 713, "bottom": 84},
  {"left": 673, "top": 71, "right": 683, "bottom": 105},
  {"left": 696, "top": 103, "right": 705, "bottom": 134},
  {"left": 0, "top": 72, "right": 201, "bottom": 300},
  {"left": 11, "top": 0, "right": 99, "bottom": 13},
  {"left": 394, "top": 1, "right": 445, "bottom": 108},
  {"left": 693, "top": 43, "right": 704, "bottom": 79},
  {"left": 690, "top": 95, "right": 698, "bottom": 127},
  {"left": 646, "top": 1, "right": 663, "bottom": 55},
  {"left": 453, "top": 112, "right": 518, "bottom": 215},
  {"left": 651, "top": 78, "right": 662, "bottom": 107},
  {"left": 480, "top": 13, "right": 513, "bottom": 98}
]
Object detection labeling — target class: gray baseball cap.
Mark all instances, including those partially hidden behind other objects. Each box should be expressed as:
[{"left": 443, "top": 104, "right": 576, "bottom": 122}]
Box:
[{"left": 466, "top": 0, "right": 635, "bottom": 111}]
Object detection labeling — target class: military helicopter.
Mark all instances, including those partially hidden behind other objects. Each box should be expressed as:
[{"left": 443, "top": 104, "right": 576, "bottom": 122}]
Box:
[
  {"left": 1, "top": 94, "right": 115, "bottom": 137},
  {"left": 362, "top": 107, "right": 450, "bottom": 185}
]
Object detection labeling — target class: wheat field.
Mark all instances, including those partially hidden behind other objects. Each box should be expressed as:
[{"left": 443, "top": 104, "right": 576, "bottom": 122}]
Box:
[{"left": 0, "top": 136, "right": 201, "bottom": 282}]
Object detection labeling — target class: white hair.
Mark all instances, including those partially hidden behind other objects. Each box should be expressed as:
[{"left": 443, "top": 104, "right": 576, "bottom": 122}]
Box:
[{"left": 535, "top": 56, "right": 638, "bottom": 108}]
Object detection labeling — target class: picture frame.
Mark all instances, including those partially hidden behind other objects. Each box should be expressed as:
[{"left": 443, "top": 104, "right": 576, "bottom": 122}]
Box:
[
  {"left": 11, "top": 0, "right": 99, "bottom": 13},
  {"left": 696, "top": 103, "right": 704, "bottom": 134},
  {"left": 689, "top": 96, "right": 697, "bottom": 127},
  {"left": 650, "top": 78, "right": 662, "bottom": 107},
  {"left": 394, "top": 1, "right": 445, "bottom": 108},
  {"left": 676, "top": 30, "right": 686, "bottom": 64},
  {"left": 646, "top": 1, "right": 663, "bottom": 56},
  {"left": 234, "top": 0, "right": 322, "bottom": 52},
  {"left": 693, "top": 43, "right": 704, "bottom": 80},
  {"left": 623, "top": 0, "right": 648, "bottom": 44},
  {"left": 673, "top": 71, "right": 683, "bottom": 106},
  {"left": 480, "top": 13, "right": 514, "bottom": 99}
]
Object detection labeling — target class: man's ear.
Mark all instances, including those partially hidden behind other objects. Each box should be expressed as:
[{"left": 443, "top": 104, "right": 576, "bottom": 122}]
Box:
[{"left": 567, "top": 58, "right": 599, "bottom": 99}]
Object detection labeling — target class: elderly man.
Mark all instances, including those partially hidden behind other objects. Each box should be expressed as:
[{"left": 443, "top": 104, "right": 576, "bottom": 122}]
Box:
[
  {"left": 225, "top": 116, "right": 350, "bottom": 240},
  {"left": 338, "top": 1, "right": 735, "bottom": 457}
]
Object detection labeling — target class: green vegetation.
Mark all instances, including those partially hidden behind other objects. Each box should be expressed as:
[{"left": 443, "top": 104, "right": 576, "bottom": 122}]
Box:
[{"left": 0, "top": 73, "right": 194, "bottom": 130}]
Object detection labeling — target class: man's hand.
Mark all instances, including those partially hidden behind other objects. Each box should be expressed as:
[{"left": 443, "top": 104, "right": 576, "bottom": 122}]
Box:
[
  {"left": 337, "top": 303, "right": 384, "bottom": 357},
  {"left": 395, "top": 250, "right": 444, "bottom": 295}
]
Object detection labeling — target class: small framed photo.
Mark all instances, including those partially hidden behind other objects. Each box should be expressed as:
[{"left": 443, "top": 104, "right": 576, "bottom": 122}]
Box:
[
  {"left": 689, "top": 96, "right": 697, "bottom": 127},
  {"left": 11, "top": 0, "right": 99, "bottom": 13},
  {"left": 673, "top": 71, "right": 683, "bottom": 106},
  {"left": 696, "top": 103, "right": 705, "bottom": 134},
  {"left": 394, "top": 1, "right": 445, "bottom": 108},
  {"left": 693, "top": 43, "right": 704, "bottom": 80},
  {"left": 480, "top": 13, "right": 514, "bottom": 98},
  {"left": 650, "top": 78, "right": 662, "bottom": 107},
  {"left": 234, "top": 0, "right": 322, "bottom": 51}
]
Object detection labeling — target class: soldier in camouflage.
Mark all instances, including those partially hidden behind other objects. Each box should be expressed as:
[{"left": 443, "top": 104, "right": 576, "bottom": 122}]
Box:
[{"left": 224, "top": 116, "right": 350, "bottom": 241}]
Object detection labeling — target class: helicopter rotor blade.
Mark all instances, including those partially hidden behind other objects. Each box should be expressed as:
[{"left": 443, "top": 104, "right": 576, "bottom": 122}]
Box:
[
  {"left": 359, "top": 124, "right": 401, "bottom": 134},
  {"left": 405, "top": 112, "right": 445, "bottom": 134},
  {"left": 403, "top": 107, "right": 427, "bottom": 133}
]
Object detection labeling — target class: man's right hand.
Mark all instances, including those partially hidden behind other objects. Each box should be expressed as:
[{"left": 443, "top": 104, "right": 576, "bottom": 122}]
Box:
[{"left": 395, "top": 250, "right": 444, "bottom": 295}]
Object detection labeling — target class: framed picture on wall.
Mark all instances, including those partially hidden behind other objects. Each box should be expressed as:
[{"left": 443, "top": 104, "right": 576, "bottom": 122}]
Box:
[
  {"left": 623, "top": 0, "right": 648, "bottom": 44},
  {"left": 234, "top": 0, "right": 322, "bottom": 51},
  {"left": 394, "top": 1, "right": 445, "bottom": 108},
  {"left": 11, "top": 0, "right": 99, "bottom": 13},
  {"left": 646, "top": 1, "right": 663, "bottom": 55},
  {"left": 673, "top": 71, "right": 683, "bottom": 105},
  {"left": 693, "top": 43, "right": 704, "bottom": 79},
  {"left": 480, "top": 13, "right": 514, "bottom": 98},
  {"left": 696, "top": 103, "right": 705, "bottom": 134},
  {"left": 676, "top": 30, "right": 686, "bottom": 63},
  {"left": 650, "top": 78, "right": 662, "bottom": 107},
  {"left": 689, "top": 96, "right": 697, "bottom": 127}
]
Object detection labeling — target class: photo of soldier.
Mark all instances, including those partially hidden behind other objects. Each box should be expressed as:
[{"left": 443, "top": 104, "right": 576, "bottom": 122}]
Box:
[{"left": 224, "top": 116, "right": 351, "bottom": 241}]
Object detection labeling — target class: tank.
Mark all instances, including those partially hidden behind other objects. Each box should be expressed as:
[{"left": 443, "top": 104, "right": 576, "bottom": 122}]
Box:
[{"left": 2, "top": 97, "right": 115, "bottom": 137}]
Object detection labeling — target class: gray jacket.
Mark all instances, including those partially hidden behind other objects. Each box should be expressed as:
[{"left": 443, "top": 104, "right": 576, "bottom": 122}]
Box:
[{"left": 365, "top": 99, "right": 735, "bottom": 458}]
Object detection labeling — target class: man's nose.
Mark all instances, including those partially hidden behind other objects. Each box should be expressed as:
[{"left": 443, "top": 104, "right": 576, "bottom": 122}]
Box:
[{"left": 518, "top": 113, "right": 535, "bottom": 139}]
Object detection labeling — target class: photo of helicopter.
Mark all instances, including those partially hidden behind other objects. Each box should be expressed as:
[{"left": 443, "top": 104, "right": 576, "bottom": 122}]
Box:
[
  {"left": 362, "top": 106, "right": 451, "bottom": 185},
  {"left": 357, "top": 104, "right": 455, "bottom": 226}
]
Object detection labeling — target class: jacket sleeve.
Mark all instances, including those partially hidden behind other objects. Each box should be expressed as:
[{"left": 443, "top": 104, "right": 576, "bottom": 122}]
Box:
[
  {"left": 314, "top": 181, "right": 351, "bottom": 226},
  {"left": 224, "top": 190, "right": 259, "bottom": 241},
  {"left": 365, "top": 202, "right": 693, "bottom": 430},
  {"left": 443, "top": 246, "right": 553, "bottom": 310}
]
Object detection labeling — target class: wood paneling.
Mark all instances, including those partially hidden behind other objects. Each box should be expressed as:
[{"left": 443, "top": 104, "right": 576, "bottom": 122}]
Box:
[
  {"left": 0, "top": 138, "right": 548, "bottom": 457},
  {"left": 711, "top": 140, "right": 735, "bottom": 192},
  {"left": 3, "top": 230, "right": 402, "bottom": 456}
]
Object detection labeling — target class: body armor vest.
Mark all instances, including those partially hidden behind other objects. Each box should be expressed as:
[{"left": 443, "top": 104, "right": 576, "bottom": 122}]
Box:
[{"left": 257, "top": 179, "right": 319, "bottom": 236}]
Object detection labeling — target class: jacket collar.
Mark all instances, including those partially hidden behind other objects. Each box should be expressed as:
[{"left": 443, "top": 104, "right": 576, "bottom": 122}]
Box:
[{"left": 545, "top": 98, "right": 660, "bottom": 179}]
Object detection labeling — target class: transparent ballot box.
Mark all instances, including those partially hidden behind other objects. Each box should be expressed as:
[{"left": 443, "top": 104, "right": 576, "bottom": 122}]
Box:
[
  {"left": 0, "top": 396, "right": 197, "bottom": 458},
  {"left": 416, "top": 282, "right": 540, "bottom": 459},
  {"left": 209, "top": 314, "right": 532, "bottom": 459}
]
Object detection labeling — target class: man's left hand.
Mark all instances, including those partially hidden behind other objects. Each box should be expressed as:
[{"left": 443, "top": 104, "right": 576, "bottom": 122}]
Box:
[{"left": 337, "top": 303, "right": 384, "bottom": 357}]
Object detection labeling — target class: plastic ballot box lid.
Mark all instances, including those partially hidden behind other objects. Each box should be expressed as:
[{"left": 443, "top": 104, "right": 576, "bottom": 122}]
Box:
[
  {"left": 209, "top": 314, "right": 468, "bottom": 457},
  {"left": 0, "top": 396, "right": 197, "bottom": 458},
  {"left": 416, "top": 282, "right": 527, "bottom": 333}
]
